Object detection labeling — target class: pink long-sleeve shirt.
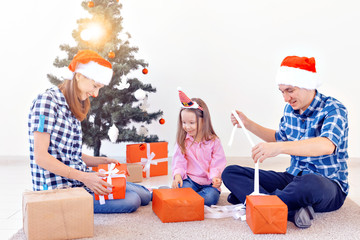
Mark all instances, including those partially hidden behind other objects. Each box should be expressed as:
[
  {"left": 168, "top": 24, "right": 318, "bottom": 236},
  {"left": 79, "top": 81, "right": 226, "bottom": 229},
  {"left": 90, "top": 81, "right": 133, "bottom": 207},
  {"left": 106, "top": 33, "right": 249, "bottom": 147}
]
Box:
[{"left": 172, "top": 134, "right": 227, "bottom": 188}]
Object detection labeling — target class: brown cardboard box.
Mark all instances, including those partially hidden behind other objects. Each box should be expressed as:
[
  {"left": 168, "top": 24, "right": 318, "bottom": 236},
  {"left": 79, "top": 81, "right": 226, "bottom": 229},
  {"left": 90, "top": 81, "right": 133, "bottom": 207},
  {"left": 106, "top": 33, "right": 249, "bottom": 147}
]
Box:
[
  {"left": 246, "top": 195, "right": 288, "bottom": 234},
  {"left": 152, "top": 188, "right": 204, "bottom": 223},
  {"left": 126, "top": 163, "right": 143, "bottom": 183},
  {"left": 23, "top": 187, "right": 93, "bottom": 240}
]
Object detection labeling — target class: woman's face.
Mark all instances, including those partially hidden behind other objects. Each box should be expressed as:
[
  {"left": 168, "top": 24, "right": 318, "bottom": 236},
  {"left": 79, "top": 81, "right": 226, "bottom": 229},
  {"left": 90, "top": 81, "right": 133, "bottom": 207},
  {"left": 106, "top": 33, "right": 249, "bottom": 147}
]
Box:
[{"left": 75, "top": 73, "right": 104, "bottom": 101}]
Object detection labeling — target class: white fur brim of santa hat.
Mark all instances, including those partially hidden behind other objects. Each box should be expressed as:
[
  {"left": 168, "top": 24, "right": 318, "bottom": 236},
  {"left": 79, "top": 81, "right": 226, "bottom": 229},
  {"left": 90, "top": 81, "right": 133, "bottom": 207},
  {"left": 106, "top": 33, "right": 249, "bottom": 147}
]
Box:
[
  {"left": 68, "top": 49, "right": 113, "bottom": 85},
  {"left": 75, "top": 61, "right": 113, "bottom": 85},
  {"left": 276, "top": 56, "right": 321, "bottom": 90}
]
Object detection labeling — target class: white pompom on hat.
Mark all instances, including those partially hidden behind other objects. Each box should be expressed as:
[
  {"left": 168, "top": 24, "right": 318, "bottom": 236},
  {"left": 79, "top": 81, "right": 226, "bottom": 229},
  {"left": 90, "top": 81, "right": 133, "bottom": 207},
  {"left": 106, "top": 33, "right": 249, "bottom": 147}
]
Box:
[
  {"left": 276, "top": 56, "right": 321, "bottom": 89},
  {"left": 68, "top": 49, "right": 113, "bottom": 85}
]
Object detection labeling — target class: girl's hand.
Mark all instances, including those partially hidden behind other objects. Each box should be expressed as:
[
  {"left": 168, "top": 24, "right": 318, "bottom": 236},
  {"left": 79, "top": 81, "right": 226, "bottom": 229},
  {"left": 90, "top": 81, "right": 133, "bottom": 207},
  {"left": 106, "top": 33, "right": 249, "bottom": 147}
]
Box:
[
  {"left": 212, "top": 177, "right": 222, "bottom": 188},
  {"left": 80, "top": 171, "right": 113, "bottom": 196},
  {"left": 172, "top": 174, "right": 183, "bottom": 188}
]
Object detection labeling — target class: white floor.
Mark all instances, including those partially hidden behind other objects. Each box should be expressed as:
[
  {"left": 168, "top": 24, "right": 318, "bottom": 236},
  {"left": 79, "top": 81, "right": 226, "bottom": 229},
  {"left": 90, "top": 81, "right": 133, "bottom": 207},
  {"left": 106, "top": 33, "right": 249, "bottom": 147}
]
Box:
[{"left": 1, "top": 156, "right": 359, "bottom": 239}]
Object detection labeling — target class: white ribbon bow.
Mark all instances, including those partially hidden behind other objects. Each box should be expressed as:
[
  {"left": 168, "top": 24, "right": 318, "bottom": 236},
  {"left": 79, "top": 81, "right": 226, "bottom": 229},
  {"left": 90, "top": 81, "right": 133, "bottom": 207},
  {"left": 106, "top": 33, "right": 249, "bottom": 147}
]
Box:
[
  {"left": 98, "top": 163, "right": 126, "bottom": 205},
  {"left": 140, "top": 143, "right": 157, "bottom": 178}
]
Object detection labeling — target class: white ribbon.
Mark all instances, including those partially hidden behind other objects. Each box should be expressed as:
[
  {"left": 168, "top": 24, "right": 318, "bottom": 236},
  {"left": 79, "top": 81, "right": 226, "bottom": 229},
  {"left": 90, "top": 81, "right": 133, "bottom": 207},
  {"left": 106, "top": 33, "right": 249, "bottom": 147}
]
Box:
[
  {"left": 140, "top": 143, "right": 156, "bottom": 178},
  {"left": 98, "top": 163, "right": 126, "bottom": 205},
  {"left": 204, "top": 203, "right": 246, "bottom": 221},
  {"left": 231, "top": 110, "right": 259, "bottom": 195}
]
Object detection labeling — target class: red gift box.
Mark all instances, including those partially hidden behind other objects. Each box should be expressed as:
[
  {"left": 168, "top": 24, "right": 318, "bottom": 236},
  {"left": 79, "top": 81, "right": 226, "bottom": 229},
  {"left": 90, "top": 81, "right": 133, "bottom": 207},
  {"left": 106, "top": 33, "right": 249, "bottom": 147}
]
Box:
[
  {"left": 94, "top": 163, "right": 127, "bottom": 204},
  {"left": 246, "top": 195, "right": 288, "bottom": 234},
  {"left": 126, "top": 142, "right": 168, "bottom": 178},
  {"left": 152, "top": 188, "right": 204, "bottom": 223}
]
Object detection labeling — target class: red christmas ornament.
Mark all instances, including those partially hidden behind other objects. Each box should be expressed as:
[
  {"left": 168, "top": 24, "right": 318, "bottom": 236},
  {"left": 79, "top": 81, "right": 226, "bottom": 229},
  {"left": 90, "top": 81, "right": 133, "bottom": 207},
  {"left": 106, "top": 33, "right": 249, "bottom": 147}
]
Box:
[
  {"left": 88, "top": 1, "right": 94, "bottom": 8},
  {"left": 159, "top": 118, "right": 165, "bottom": 125},
  {"left": 139, "top": 144, "right": 145, "bottom": 151},
  {"left": 108, "top": 51, "right": 115, "bottom": 59},
  {"left": 142, "top": 68, "right": 148, "bottom": 74}
]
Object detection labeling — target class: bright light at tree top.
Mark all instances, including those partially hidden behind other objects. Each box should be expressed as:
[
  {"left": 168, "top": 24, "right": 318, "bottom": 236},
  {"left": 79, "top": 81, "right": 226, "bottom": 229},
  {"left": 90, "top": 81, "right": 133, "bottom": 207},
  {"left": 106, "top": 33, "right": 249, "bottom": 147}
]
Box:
[{"left": 80, "top": 22, "right": 105, "bottom": 42}]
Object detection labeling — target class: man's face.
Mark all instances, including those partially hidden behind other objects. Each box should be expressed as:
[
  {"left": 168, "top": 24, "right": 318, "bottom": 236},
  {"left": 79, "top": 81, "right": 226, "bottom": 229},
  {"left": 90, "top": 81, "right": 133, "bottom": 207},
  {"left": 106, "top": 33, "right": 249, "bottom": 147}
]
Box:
[{"left": 278, "top": 84, "right": 316, "bottom": 114}]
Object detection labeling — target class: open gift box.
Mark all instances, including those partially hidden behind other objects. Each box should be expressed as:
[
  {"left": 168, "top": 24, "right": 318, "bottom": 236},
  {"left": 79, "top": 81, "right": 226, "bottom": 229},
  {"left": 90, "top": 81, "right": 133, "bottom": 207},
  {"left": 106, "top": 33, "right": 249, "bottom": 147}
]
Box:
[
  {"left": 94, "top": 163, "right": 127, "bottom": 204},
  {"left": 246, "top": 195, "right": 288, "bottom": 234},
  {"left": 152, "top": 188, "right": 204, "bottom": 223},
  {"left": 126, "top": 142, "right": 168, "bottom": 178}
]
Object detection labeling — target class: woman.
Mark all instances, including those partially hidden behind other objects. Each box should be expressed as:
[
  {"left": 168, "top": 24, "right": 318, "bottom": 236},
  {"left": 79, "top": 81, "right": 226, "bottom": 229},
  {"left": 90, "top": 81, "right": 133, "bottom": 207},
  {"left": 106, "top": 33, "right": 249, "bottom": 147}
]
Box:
[{"left": 28, "top": 49, "right": 151, "bottom": 213}]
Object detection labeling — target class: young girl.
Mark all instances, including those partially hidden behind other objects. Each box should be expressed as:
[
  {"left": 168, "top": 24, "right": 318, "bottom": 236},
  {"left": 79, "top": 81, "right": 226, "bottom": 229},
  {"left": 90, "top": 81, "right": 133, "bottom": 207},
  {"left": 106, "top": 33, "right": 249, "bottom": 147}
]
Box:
[
  {"left": 28, "top": 50, "right": 151, "bottom": 213},
  {"left": 172, "top": 88, "right": 227, "bottom": 206}
]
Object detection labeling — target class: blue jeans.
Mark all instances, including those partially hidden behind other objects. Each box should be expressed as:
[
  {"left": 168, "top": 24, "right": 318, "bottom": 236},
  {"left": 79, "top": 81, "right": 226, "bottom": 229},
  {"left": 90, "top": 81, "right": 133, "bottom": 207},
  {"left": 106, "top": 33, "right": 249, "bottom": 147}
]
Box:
[
  {"left": 93, "top": 182, "right": 151, "bottom": 213},
  {"left": 181, "top": 177, "right": 220, "bottom": 206},
  {"left": 222, "top": 165, "right": 347, "bottom": 219}
]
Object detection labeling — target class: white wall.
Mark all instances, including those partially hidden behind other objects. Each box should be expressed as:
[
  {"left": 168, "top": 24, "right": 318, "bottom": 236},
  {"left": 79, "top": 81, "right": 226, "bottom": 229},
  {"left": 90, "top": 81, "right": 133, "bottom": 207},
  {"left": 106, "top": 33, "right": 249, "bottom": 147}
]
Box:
[{"left": 1, "top": 0, "right": 359, "bottom": 158}]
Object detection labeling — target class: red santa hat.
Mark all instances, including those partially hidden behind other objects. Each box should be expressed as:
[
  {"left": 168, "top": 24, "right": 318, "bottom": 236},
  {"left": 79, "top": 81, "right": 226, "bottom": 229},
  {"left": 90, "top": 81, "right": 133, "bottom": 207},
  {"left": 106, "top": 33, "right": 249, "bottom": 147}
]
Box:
[
  {"left": 276, "top": 56, "right": 321, "bottom": 89},
  {"left": 178, "top": 87, "right": 203, "bottom": 111},
  {"left": 68, "top": 50, "right": 113, "bottom": 85}
]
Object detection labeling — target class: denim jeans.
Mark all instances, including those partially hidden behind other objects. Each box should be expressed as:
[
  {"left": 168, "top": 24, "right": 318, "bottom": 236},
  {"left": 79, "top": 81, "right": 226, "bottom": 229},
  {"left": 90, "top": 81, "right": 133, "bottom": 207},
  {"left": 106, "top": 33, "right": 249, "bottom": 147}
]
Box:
[
  {"left": 181, "top": 177, "right": 220, "bottom": 206},
  {"left": 222, "top": 165, "right": 347, "bottom": 219},
  {"left": 93, "top": 182, "right": 151, "bottom": 213}
]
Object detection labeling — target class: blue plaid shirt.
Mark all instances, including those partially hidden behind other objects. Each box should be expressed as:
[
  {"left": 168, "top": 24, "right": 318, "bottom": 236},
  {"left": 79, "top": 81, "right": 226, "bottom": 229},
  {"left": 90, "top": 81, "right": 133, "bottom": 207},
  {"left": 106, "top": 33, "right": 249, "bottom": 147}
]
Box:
[
  {"left": 28, "top": 87, "right": 88, "bottom": 191},
  {"left": 275, "top": 91, "right": 349, "bottom": 194}
]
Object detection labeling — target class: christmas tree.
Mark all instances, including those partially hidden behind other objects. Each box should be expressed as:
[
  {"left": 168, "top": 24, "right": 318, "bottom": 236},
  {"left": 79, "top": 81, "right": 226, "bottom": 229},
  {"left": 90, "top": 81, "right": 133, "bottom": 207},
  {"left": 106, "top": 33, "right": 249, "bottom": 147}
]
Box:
[{"left": 47, "top": 0, "right": 163, "bottom": 156}]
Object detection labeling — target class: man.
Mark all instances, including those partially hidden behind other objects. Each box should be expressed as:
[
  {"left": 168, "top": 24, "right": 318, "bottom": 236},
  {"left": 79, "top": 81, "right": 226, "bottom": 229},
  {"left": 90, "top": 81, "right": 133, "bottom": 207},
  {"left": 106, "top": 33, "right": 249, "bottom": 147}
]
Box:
[{"left": 222, "top": 56, "right": 349, "bottom": 228}]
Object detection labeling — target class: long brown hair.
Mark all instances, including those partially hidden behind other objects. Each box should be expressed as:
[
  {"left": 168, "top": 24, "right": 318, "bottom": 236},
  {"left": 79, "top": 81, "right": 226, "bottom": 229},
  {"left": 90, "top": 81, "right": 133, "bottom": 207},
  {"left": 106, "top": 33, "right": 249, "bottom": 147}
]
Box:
[
  {"left": 176, "top": 98, "right": 217, "bottom": 154},
  {"left": 58, "top": 74, "right": 90, "bottom": 121}
]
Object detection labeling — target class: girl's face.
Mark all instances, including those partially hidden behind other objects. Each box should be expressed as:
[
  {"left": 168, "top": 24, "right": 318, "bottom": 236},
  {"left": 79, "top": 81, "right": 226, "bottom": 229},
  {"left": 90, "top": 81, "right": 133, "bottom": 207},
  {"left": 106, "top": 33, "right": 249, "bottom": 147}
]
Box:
[
  {"left": 76, "top": 73, "right": 104, "bottom": 101},
  {"left": 181, "top": 110, "right": 202, "bottom": 138}
]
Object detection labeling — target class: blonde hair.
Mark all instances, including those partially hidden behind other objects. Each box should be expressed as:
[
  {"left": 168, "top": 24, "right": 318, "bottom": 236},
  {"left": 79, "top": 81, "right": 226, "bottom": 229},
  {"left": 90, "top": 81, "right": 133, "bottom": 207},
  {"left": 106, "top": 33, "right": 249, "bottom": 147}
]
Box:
[
  {"left": 176, "top": 98, "right": 217, "bottom": 154},
  {"left": 58, "top": 74, "right": 90, "bottom": 121}
]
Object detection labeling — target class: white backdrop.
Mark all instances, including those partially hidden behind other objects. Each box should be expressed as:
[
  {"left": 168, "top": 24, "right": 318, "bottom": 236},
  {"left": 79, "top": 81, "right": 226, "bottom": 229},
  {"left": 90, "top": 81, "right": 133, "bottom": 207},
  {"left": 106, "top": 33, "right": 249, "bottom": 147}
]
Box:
[{"left": 0, "top": 0, "right": 359, "bottom": 158}]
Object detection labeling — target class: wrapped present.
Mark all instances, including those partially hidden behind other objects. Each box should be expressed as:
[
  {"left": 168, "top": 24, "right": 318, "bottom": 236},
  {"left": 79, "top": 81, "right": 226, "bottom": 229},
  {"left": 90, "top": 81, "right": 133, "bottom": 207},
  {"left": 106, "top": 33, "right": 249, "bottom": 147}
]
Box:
[
  {"left": 152, "top": 188, "right": 204, "bottom": 223},
  {"left": 94, "top": 163, "right": 127, "bottom": 205},
  {"left": 246, "top": 195, "right": 288, "bottom": 234},
  {"left": 126, "top": 163, "right": 143, "bottom": 183},
  {"left": 22, "top": 187, "right": 93, "bottom": 240},
  {"left": 126, "top": 142, "right": 168, "bottom": 178}
]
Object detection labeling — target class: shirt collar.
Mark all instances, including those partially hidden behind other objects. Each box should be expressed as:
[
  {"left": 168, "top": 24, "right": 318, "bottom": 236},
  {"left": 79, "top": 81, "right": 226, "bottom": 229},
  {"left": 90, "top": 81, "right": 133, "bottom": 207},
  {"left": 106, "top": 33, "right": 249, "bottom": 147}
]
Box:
[{"left": 48, "top": 87, "right": 69, "bottom": 107}]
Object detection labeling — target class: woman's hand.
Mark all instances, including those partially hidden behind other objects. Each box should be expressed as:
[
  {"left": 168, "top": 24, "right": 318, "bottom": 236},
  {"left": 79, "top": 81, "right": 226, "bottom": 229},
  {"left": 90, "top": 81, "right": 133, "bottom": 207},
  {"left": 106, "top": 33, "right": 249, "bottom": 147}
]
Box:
[
  {"left": 172, "top": 174, "right": 183, "bottom": 188},
  {"left": 79, "top": 171, "right": 113, "bottom": 196},
  {"left": 101, "top": 157, "right": 120, "bottom": 165},
  {"left": 212, "top": 177, "right": 222, "bottom": 188}
]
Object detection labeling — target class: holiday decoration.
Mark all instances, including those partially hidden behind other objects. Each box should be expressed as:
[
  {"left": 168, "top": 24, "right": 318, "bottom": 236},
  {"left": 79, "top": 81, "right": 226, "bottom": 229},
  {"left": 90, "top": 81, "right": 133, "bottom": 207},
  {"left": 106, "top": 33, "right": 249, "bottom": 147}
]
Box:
[
  {"left": 142, "top": 68, "right": 148, "bottom": 74},
  {"left": 88, "top": 1, "right": 94, "bottom": 8},
  {"left": 139, "top": 95, "right": 150, "bottom": 111},
  {"left": 108, "top": 51, "right": 115, "bottom": 59},
  {"left": 137, "top": 125, "right": 149, "bottom": 137},
  {"left": 108, "top": 124, "right": 119, "bottom": 143},
  {"left": 159, "top": 118, "right": 165, "bottom": 125},
  {"left": 134, "top": 89, "right": 146, "bottom": 100},
  {"left": 47, "top": 1, "right": 163, "bottom": 156}
]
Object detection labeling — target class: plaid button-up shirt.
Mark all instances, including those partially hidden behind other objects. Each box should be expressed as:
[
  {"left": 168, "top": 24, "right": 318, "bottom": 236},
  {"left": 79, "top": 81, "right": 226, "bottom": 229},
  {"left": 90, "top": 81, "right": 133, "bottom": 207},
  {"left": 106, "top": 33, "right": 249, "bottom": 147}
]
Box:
[
  {"left": 275, "top": 90, "right": 349, "bottom": 194},
  {"left": 28, "top": 87, "right": 88, "bottom": 191}
]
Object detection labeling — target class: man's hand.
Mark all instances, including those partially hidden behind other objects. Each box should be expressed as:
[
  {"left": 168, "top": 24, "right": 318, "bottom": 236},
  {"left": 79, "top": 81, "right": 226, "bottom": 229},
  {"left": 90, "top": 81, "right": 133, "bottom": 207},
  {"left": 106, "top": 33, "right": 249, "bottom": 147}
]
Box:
[{"left": 252, "top": 142, "right": 281, "bottom": 163}]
